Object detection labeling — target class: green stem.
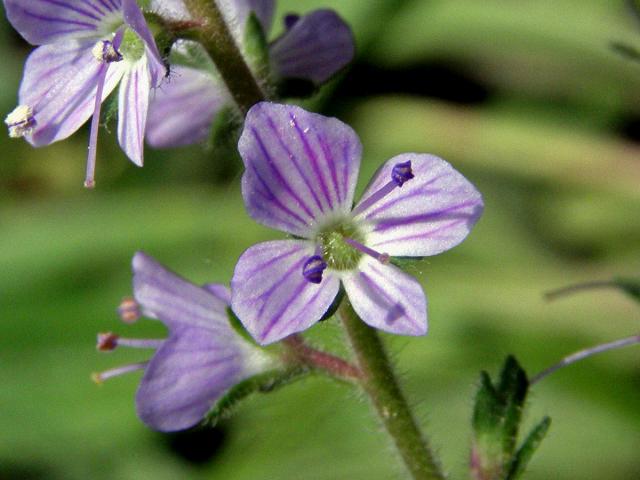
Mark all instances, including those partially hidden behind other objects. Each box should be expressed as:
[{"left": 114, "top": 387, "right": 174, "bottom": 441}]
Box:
[
  {"left": 183, "top": 0, "right": 266, "bottom": 112},
  {"left": 338, "top": 301, "right": 446, "bottom": 480}
]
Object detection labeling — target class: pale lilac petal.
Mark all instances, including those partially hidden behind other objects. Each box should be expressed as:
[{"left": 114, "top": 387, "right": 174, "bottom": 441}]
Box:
[
  {"left": 231, "top": 240, "right": 340, "bottom": 345},
  {"left": 121, "top": 0, "right": 166, "bottom": 86},
  {"left": 136, "top": 324, "right": 246, "bottom": 431},
  {"left": 146, "top": 66, "right": 231, "bottom": 147},
  {"left": 132, "top": 252, "right": 230, "bottom": 331},
  {"left": 150, "top": 0, "right": 190, "bottom": 21},
  {"left": 203, "top": 284, "right": 232, "bottom": 304},
  {"left": 117, "top": 59, "right": 150, "bottom": 166},
  {"left": 341, "top": 257, "right": 427, "bottom": 336},
  {"left": 3, "top": 0, "right": 121, "bottom": 45},
  {"left": 270, "top": 10, "right": 354, "bottom": 84},
  {"left": 239, "top": 102, "right": 362, "bottom": 237},
  {"left": 19, "top": 41, "right": 124, "bottom": 146},
  {"left": 354, "top": 154, "right": 484, "bottom": 257}
]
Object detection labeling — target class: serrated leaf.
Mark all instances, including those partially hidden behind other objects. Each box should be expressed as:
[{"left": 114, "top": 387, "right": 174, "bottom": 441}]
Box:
[
  {"left": 203, "top": 366, "right": 309, "bottom": 426},
  {"left": 505, "top": 416, "right": 552, "bottom": 480},
  {"left": 613, "top": 277, "right": 640, "bottom": 303}
]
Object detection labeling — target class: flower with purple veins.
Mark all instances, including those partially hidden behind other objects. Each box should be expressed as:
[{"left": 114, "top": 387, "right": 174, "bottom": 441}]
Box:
[
  {"left": 3, "top": 0, "right": 167, "bottom": 187},
  {"left": 94, "top": 251, "right": 272, "bottom": 432},
  {"left": 145, "top": 1, "right": 354, "bottom": 148},
  {"left": 231, "top": 102, "right": 484, "bottom": 345}
]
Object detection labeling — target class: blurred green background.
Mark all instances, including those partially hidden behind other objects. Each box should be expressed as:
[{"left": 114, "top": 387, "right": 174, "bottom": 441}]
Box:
[{"left": 1, "top": 0, "right": 639, "bottom": 479}]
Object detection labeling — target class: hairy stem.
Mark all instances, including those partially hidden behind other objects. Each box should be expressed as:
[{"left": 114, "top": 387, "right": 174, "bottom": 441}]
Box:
[
  {"left": 530, "top": 334, "right": 640, "bottom": 385},
  {"left": 183, "top": 0, "right": 265, "bottom": 112},
  {"left": 338, "top": 301, "right": 446, "bottom": 480}
]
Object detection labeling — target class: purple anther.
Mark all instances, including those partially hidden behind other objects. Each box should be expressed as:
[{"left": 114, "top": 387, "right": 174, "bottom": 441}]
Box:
[
  {"left": 391, "top": 160, "right": 414, "bottom": 187},
  {"left": 303, "top": 255, "right": 327, "bottom": 284},
  {"left": 284, "top": 14, "right": 301, "bottom": 30}
]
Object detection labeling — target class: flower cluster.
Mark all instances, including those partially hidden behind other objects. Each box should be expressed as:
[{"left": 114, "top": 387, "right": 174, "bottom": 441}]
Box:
[{"left": 4, "top": 2, "right": 484, "bottom": 433}]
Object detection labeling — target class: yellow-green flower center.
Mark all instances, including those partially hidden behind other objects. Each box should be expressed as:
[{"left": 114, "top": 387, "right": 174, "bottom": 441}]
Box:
[{"left": 317, "top": 220, "right": 365, "bottom": 271}]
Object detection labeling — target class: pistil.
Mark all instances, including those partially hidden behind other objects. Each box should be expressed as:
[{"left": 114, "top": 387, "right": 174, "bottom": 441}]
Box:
[{"left": 343, "top": 237, "right": 390, "bottom": 265}]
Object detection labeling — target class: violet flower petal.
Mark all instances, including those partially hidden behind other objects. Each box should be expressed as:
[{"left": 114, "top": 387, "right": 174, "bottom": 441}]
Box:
[
  {"left": 2, "top": 0, "right": 121, "bottom": 45},
  {"left": 341, "top": 256, "right": 427, "bottom": 336},
  {"left": 355, "top": 154, "right": 484, "bottom": 257},
  {"left": 132, "top": 252, "right": 230, "bottom": 331},
  {"left": 146, "top": 65, "right": 230, "bottom": 147},
  {"left": 270, "top": 9, "right": 355, "bottom": 84},
  {"left": 117, "top": 58, "right": 151, "bottom": 166},
  {"left": 231, "top": 239, "right": 340, "bottom": 345},
  {"left": 239, "top": 102, "right": 362, "bottom": 237},
  {"left": 202, "top": 283, "right": 232, "bottom": 304},
  {"left": 121, "top": 0, "right": 166, "bottom": 86},
  {"left": 218, "top": 0, "right": 275, "bottom": 41},
  {"left": 136, "top": 324, "right": 246, "bottom": 431},
  {"left": 19, "top": 41, "right": 125, "bottom": 146}
]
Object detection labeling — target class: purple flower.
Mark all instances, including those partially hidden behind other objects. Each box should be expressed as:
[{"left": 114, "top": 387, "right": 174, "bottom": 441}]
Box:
[
  {"left": 94, "top": 252, "right": 271, "bottom": 432},
  {"left": 231, "top": 102, "right": 484, "bottom": 345},
  {"left": 145, "top": 2, "right": 354, "bottom": 148},
  {"left": 3, "top": 0, "right": 166, "bottom": 187}
]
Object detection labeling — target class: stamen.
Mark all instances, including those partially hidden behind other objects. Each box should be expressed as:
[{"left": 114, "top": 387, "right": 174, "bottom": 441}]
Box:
[
  {"left": 85, "top": 29, "right": 124, "bottom": 189},
  {"left": 91, "top": 361, "right": 148, "bottom": 384},
  {"left": 343, "top": 237, "right": 390, "bottom": 265},
  {"left": 117, "top": 297, "right": 141, "bottom": 323},
  {"left": 5, "top": 105, "right": 36, "bottom": 138},
  {"left": 96, "top": 332, "right": 163, "bottom": 351},
  {"left": 352, "top": 161, "right": 415, "bottom": 216},
  {"left": 91, "top": 40, "right": 123, "bottom": 63},
  {"left": 303, "top": 255, "right": 327, "bottom": 284}
]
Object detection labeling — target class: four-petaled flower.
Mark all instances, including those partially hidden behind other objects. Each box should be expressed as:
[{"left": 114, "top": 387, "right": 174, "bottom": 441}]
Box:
[
  {"left": 94, "top": 252, "right": 271, "bottom": 432},
  {"left": 231, "top": 102, "right": 484, "bottom": 345},
  {"left": 145, "top": 0, "right": 354, "bottom": 148},
  {"left": 3, "top": 0, "right": 166, "bottom": 187}
]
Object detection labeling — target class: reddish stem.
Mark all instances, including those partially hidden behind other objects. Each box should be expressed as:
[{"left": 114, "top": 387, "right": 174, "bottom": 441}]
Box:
[{"left": 283, "top": 335, "right": 362, "bottom": 381}]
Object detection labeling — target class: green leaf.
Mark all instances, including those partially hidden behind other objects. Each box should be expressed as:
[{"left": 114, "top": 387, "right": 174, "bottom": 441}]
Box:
[
  {"left": 505, "top": 416, "right": 552, "bottom": 480},
  {"left": 613, "top": 277, "right": 640, "bottom": 303},
  {"left": 497, "top": 356, "right": 529, "bottom": 458},
  {"left": 203, "top": 366, "right": 309, "bottom": 426}
]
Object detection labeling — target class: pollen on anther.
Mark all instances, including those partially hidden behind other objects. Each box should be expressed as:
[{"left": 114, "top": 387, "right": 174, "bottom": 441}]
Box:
[
  {"left": 303, "top": 255, "right": 327, "bottom": 284},
  {"left": 391, "top": 161, "right": 414, "bottom": 187},
  {"left": 5, "top": 105, "right": 36, "bottom": 138},
  {"left": 118, "top": 297, "right": 140, "bottom": 323},
  {"left": 92, "top": 40, "right": 123, "bottom": 63}
]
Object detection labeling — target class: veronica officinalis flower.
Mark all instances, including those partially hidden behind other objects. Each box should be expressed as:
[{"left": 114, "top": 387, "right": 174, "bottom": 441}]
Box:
[
  {"left": 231, "top": 102, "right": 484, "bottom": 345},
  {"left": 94, "top": 252, "right": 272, "bottom": 431},
  {"left": 3, "top": 0, "right": 167, "bottom": 187}
]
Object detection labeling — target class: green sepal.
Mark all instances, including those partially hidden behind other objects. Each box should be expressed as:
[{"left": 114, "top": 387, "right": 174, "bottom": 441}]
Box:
[
  {"left": 202, "top": 366, "right": 309, "bottom": 426},
  {"left": 505, "top": 416, "right": 552, "bottom": 480},
  {"left": 210, "top": 106, "right": 241, "bottom": 150},
  {"left": 613, "top": 276, "right": 640, "bottom": 303},
  {"left": 497, "top": 356, "right": 528, "bottom": 458},
  {"left": 243, "top": 12, "right": 270, "bottom": 80}
]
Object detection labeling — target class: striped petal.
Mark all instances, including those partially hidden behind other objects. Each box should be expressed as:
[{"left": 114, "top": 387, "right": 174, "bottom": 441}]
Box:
[
  {"left": 132, "top": 251, "right": 230, "bottom": 331},
  {"left": 354, "top": 154, "right": 484, "bottom": 257},
  {"left": 136, "top": 324, "right": 247, "bottom": 431},
  {"left": 117, "top": 58, "right": 150, "bottom": 166},
  {"left": 231, "top": 240, "right": 340, "bottom": 345},
  {"left": 270, "top": 9, "right": 355, "bottom": 84},
  {"left": 3, "top": 0, "right": 122, "bottom": 45},
  {"left": 19, "top": 41, "right": 124, "bottom": 147},
  {"left": 341, "top": 256, "right": 427, "bottom": 336},
  {"left": 146, "top": 65, "right": 231, "bottom": 147},
  {"left": 239, "top": 102, "right": 362, "bottom": 237},
  {"left": 121, "top": 0, "right": 166, "bottom": 86}
]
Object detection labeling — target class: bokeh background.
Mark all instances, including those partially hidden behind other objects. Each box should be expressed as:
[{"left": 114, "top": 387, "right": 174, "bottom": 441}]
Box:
[{"left": 1, "top": 0, "right": 640, "bottom": 479}]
